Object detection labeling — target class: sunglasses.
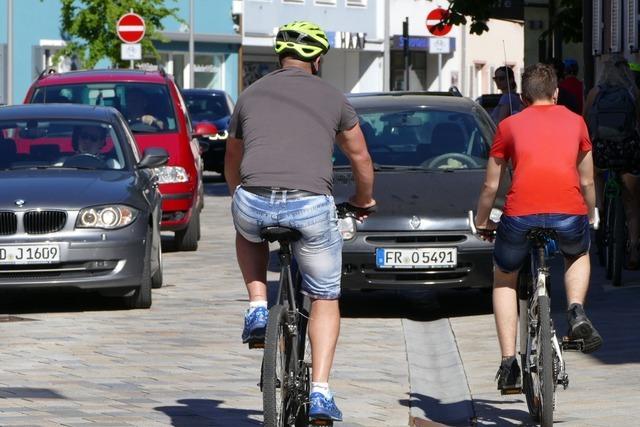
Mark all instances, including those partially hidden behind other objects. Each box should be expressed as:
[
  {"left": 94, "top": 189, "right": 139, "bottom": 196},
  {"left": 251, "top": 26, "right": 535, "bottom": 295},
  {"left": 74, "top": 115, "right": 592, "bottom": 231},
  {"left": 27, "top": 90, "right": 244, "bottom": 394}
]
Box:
[{"left": 79, "top": 132, "right": 102, "bottom": 142}]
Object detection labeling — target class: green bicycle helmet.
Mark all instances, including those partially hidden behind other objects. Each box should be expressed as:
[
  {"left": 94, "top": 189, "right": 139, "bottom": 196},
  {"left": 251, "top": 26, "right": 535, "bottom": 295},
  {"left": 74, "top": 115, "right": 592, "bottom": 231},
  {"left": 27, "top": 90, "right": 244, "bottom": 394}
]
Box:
[{"left": 275, "top": 21, "right": 330, "bottom": 61}]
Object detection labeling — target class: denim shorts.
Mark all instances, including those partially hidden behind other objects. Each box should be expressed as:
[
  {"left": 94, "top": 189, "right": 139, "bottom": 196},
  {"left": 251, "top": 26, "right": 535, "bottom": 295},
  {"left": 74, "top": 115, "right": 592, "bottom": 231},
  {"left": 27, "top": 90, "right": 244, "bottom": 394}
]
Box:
[
  {"left": 494, "top": 214, "right": 590, "bottom": 273},
  {"left": 231, "top": 186, "right": 343, "bottom": 300}
]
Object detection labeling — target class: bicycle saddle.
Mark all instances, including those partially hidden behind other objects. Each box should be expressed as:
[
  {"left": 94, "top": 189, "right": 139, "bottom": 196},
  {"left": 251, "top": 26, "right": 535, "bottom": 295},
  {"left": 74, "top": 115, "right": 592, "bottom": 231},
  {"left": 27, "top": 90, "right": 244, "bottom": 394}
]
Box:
[
  {"left": 260, "top": 226, "right": 302, "bottom": 243},
  {"left": 526, "top": 228, "right": 557, "bottom": 245}
]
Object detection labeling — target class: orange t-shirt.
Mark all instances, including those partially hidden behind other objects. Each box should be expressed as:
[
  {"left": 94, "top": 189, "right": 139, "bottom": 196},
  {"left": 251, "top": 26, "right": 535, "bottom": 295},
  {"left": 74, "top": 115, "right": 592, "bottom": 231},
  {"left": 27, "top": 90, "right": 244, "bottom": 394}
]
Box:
[{"left": 490, "top": 104, "right": 592, "bottom": 216}]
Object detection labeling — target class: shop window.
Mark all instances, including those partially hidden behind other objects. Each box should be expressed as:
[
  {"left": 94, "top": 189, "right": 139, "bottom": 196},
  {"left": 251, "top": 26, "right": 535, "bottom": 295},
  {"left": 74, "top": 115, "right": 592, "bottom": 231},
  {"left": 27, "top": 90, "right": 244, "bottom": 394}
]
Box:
[
  {"left": 346, "top": 0, "right": 367, "bottom": 7},
  {"left": 194, "top": 54, "right": 225, "bottom": 90},
  {"left": 315, "top": 0, "right": 336, "bottom": 5},
  {"left": 282, "top": 0, "right": 304, "bottom": 4}
]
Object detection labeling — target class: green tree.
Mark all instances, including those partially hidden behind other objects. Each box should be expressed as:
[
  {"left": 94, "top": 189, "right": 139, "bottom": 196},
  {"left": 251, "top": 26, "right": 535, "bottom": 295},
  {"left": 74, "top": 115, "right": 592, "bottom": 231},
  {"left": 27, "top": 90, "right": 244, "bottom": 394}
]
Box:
[
  {"left": 443, "top": 0, "right": 582, "bottom": 43},
  {"left": 53, "top": 0, "right": 183, "bottom": 69}
]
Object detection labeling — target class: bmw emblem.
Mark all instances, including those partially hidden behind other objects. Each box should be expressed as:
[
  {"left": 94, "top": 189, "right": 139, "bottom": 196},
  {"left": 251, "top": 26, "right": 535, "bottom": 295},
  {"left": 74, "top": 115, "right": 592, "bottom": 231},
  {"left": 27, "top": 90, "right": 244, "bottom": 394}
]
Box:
[
  {"left": 14, "top": 199, "right": 25, "bottom": 207},
  {"left": 410, "top": 215, "right": 421, "bottom": 229}
]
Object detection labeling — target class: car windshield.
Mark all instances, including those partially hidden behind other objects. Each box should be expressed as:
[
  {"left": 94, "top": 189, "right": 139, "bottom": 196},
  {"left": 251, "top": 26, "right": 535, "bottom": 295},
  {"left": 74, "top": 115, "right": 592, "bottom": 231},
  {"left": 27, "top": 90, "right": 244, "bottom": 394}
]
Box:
[
  {"left": 0, "top": 119, "right": 126, "bottom": 170},
  {"left": 32, "top": 83, "right": 177, "bottom": 134},
  {"left": 183, "top": 93, "right": 230, "bottom": 122},
  {"left": 334, "top": 108, "right": 494, "bottom": 170}
]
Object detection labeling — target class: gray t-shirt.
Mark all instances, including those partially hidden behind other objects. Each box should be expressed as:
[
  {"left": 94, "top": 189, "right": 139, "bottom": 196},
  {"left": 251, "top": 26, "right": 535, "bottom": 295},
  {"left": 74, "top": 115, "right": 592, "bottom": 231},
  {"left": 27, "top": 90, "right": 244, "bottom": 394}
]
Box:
[{"left": 228, "top": 67, "right": 358, "bottom": 195}]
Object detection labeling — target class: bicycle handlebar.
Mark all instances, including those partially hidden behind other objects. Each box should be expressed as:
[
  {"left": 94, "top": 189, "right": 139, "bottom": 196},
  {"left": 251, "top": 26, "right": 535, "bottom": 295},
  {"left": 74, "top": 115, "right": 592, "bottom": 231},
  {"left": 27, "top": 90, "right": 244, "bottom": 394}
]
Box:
[{"left": 336, "top": 202, "right": 377, "bottom": 219}]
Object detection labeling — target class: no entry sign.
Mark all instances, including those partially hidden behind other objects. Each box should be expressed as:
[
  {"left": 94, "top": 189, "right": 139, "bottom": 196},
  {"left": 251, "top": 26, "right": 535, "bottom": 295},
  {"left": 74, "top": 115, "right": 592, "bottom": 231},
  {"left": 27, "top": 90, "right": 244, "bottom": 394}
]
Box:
[
  {"left": 426, "top": 8, "right": 452, "bottom": 37},
  {"left": 117, "top": 12, "right": 146, "bottom": 44}
]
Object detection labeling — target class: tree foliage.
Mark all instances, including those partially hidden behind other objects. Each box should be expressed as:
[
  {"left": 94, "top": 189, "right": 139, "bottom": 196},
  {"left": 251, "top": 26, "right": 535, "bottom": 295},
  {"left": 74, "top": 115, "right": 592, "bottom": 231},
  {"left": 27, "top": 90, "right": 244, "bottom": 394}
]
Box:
[
  {"left": 53, "top": 0, "right": 183, "bottom": 69},
  {"left": 443, "top": 0, "right": 582, "bottom": 43}
]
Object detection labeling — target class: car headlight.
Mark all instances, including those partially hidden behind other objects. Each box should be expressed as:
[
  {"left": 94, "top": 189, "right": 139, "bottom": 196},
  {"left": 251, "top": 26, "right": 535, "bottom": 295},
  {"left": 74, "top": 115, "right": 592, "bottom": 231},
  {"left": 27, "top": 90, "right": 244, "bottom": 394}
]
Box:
[
  {"left": 76, "top": 205, "right": 138, "bottom": 229},
  {"left": 338, "top": 217, "right": 357, "bottom": 240},
  {"left": 490, "top": 208, "right": 503, "bottom": 223},
  {"left": 153, "top": 166, "right": 189, "bottom": 183}
]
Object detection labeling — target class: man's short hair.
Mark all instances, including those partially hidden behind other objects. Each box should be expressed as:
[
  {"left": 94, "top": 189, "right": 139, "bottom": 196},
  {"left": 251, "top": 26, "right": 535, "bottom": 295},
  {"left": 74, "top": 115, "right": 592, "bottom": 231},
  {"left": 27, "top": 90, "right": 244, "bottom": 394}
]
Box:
[{"left": 521, "top": 63, "right": 557, "bottom": 104}]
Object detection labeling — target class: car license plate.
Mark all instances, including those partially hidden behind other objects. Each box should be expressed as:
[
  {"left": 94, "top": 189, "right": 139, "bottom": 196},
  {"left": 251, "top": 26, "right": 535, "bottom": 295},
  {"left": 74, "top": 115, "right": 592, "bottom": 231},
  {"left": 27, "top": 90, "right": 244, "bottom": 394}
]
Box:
[
  {"left": 0, "top": 244, "right": 61, "bottom": 264},
  {"left": 376, "top": 247, "right": 457, "bottom": 269}
]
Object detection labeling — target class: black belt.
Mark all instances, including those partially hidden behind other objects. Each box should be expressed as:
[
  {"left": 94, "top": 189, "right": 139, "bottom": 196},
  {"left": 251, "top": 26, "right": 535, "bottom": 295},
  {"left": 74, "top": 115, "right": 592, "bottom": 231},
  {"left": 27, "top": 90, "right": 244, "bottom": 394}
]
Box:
[{"left": 242, "top": 186, "right": 321, "bottom": 199}]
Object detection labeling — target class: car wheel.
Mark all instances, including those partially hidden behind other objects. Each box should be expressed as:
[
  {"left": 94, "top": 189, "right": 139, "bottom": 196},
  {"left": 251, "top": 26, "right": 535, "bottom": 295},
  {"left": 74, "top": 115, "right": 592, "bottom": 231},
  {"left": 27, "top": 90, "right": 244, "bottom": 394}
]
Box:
[
  {"left": 174, "top": 209, "right": 199, "bottom": 251},
  {"left": 123, "top": 227, "right": 153, "bottom": 309},
  {"left": 151, "top": 235, "right": 163, "bottom": 289}
]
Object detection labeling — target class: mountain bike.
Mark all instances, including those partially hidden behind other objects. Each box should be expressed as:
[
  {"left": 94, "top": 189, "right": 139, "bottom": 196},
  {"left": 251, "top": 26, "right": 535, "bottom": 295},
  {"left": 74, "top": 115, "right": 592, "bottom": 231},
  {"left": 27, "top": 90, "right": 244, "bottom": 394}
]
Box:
[
  {"left": 468, "top": 210, "right": 598, "bottom": 427},
  {"left": 600, "top": 169, "right": 626, "bottom": 287},
  {"left": 261, "top": 202, "right": 373, "bottom": 427}
]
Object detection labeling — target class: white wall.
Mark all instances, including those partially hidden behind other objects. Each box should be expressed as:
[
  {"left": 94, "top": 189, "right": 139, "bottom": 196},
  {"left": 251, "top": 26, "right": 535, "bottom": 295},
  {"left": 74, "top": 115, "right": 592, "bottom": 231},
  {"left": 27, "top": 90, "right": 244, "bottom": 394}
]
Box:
[{"left": 322, "top": 50, "right": 383, "bottom": 94}]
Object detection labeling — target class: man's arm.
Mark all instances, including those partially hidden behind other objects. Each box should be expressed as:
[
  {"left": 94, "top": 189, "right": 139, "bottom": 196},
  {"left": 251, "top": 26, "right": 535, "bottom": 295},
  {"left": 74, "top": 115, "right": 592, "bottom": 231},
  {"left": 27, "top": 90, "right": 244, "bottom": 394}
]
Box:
[
  {"left": 336, "top": 124, "right": 375, "bottom": 209},
  {"left": 577, "top": 150, "right": 596, "bottom": 223},
  {"left": 475, "top": 156, "right": 507, "bottom": 227},
  {"left": 224, "top": 137, "right": 243, "bottom": 195}
]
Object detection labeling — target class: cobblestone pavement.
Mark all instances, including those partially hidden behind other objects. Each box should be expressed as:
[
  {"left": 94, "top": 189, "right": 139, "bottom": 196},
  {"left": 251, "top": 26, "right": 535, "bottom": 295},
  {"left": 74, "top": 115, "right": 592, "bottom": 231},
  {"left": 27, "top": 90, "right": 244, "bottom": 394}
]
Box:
[{"left": 0, "top": 175, "right": 637, "bottom": 427}]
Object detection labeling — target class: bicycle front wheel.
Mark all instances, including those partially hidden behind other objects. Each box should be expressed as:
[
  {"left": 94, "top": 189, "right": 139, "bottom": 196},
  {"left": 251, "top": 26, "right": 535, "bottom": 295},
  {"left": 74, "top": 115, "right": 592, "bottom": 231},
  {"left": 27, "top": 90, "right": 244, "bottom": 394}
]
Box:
[
  {"left": 263, "top": 304, "right": 289, "bottom": 427},
  {"left": 611, "top": 195, "right": 625, "bottom": 287}
]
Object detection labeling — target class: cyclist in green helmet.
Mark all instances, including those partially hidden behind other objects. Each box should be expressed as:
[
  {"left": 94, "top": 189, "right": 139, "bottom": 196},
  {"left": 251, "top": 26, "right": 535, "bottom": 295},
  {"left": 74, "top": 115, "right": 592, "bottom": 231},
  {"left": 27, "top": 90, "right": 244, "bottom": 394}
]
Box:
[{"left": 226, "top": 20, "right": 376, "bottom": 422}]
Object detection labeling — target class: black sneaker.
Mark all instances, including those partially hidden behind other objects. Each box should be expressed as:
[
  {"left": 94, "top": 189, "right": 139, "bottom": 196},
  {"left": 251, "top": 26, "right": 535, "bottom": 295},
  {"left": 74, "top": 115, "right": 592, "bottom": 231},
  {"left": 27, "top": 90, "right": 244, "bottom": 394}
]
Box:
[
  {"left": 495, "top": 356, "right": 521, "bottom": 394},
  {"left": 567, "top": 303, "right": 603, "bottom": 354}
]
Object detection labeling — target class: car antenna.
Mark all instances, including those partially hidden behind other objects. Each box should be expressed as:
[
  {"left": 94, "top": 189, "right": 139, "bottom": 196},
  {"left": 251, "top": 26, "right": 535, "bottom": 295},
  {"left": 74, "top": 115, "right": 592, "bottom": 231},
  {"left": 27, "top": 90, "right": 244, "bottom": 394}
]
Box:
[{"left": 503, "top": 40, "right": 514, "bottom": 116}]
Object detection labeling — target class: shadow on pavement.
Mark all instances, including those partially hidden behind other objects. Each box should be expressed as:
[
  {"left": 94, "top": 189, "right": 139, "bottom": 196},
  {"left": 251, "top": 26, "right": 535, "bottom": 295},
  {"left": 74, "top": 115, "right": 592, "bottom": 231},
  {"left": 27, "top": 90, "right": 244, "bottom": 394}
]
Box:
[
  {"left": 399, "top": 392, "right": 475, "bottom": 426},
  {"left": 0, "top": 387, "right": 66, "bottom": 399},
  {"left": 155, "top": 398, "right": 261, "bottom": 427},
  {"left": 340, "top": 288, "right": 492, "bottom": 321},
  {"left": 548, "top": 253, "right": 640, "bottom": 365},
  {"left": 472, "top": 398, "right": 535, "bottom": 426},
  {"left": 0, "top": 289, "right": 128, "bottom": 314}
]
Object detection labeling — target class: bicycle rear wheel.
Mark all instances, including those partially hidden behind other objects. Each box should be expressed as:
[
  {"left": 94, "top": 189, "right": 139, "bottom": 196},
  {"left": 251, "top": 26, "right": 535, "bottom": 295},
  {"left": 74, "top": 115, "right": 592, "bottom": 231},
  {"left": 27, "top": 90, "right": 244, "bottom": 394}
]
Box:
[
  {"left": 263, "top": 304, "right": 289, "bottom": 427},
  {"left": 611, "top": 195, "right": 625, "bottom": 287},
  {"left": 522, "top": 294, "right": 554, "bottom": 426}
]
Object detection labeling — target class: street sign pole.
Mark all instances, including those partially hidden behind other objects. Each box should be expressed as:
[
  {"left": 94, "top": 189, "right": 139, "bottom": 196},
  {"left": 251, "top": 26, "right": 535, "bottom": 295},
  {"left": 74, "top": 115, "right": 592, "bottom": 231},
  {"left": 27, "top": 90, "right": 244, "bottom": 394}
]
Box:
[
  {"left": 403, "top": 17, "right": 409, "bottom": 91},
  {"left": 438, "top": 53, "right": 442, "bottom": 91}
]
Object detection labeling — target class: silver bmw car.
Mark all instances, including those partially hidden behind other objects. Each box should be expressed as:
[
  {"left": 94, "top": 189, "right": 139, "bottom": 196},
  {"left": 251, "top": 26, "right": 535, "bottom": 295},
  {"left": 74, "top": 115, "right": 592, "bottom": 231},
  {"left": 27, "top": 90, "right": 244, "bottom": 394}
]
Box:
[{"left": 0, "top": 104, "right": 168, "bottom": 309}]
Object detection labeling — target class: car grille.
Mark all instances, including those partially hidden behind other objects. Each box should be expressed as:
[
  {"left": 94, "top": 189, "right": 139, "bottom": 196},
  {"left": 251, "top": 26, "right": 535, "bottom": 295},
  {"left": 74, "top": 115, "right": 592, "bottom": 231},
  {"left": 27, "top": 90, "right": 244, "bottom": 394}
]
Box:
[
  {"left": 0, "top": 212, "right": 18, "bottom": 235},
  {"left": 23, "top": 210, "right": 67, "bottom": 234},
  {"left": 365, "top": 235, "right": 466, "bottom": 244},
  {"left": 361, "top": 262, "right": 473, "bottom": 285}
]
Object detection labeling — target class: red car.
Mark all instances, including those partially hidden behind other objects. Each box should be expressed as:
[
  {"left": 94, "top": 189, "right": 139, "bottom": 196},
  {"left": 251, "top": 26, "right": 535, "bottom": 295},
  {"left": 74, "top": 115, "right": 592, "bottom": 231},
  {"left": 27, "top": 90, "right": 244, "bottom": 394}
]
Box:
[{"left": 25, "top": 69, "right": 206, "bottom": 251}]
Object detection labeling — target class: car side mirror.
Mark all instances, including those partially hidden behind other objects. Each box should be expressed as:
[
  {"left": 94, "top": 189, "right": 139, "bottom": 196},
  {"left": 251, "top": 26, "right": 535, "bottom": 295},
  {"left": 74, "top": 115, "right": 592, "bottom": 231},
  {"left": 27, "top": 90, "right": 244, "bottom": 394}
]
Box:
[
  {"left": 193, "top": 121, "right": 218, "bottom": 138},
  {"left": 137, "top": 147, "right": 169, "bottom": 169}
]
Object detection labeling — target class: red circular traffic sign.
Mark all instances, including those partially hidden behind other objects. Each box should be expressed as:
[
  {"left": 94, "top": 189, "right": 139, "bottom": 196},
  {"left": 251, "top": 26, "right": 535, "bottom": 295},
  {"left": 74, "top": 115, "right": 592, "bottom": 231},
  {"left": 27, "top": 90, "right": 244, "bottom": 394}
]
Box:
[
  {"left": 426, "top": 8, "right": 452, "bottom": 37},
  {"left": 117, "top": 13, "right": 146, "bottom": 44}
]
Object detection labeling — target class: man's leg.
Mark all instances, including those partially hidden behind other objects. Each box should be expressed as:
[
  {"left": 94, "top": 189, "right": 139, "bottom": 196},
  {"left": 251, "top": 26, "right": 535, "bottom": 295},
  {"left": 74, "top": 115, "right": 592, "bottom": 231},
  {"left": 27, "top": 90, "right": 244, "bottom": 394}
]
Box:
[
  {"left": 564, "top": 253, "right": 590, "bottom": 306},
  {"left": 235, "top": 232, "right": 269, "bottom": 301},
  {"left": 493, "top": 267, "right": 520, "bottom": 358},
  {"left": 308, "top": 298, "right": 340, "bottom": 383}
]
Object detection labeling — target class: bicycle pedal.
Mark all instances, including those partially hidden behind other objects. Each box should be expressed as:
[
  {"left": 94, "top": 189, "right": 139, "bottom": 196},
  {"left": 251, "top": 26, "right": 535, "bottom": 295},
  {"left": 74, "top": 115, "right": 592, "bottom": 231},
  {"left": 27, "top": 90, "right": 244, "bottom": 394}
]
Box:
[
  {"left": 500, "top": 387, "right": 522, "bottom": 395},
  {"left": 561, "top": 337, "right": 584, "bottom": 352}
]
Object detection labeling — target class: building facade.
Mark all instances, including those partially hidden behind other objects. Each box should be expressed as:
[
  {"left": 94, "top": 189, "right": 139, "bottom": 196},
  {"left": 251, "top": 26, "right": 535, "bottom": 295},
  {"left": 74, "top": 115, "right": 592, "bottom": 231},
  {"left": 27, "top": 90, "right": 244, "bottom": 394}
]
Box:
[
  {"left": 241, "top": 0, "right": 385, "bottom": 93},
  {"left": 0, "top": 0, "right": 240, "bottom": 105},
  {"left": 390, "top": 0, "right": 524, "bottom": 98}
]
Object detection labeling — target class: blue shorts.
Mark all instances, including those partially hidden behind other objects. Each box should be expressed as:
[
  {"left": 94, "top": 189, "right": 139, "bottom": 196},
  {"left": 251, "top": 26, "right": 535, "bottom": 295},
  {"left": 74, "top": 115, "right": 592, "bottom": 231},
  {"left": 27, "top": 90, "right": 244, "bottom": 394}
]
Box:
[
  {"left": 231, "top": 187, "right": 343, "bottom": 300},
  {"left": 494, "top": 214, "right": 590, "bottom": 273}
]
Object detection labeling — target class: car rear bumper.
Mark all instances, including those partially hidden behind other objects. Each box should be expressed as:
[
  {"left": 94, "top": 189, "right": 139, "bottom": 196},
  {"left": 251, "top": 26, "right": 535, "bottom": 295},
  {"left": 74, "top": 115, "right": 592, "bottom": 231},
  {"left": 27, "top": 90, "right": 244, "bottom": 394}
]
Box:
[{"left": 0, "top": 225, "right": 147, "bottom": 290}]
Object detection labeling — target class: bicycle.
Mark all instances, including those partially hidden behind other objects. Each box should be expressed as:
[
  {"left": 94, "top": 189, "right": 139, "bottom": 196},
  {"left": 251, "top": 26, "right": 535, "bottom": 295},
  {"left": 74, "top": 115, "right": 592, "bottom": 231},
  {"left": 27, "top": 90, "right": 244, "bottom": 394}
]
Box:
[
  {"left": 468, "top": 210, "right": 598, "bottom": 427},
  {"left": 599, "top": 169, "right": 626, "bottom": 287},
  {"left": 260, "top": 202, "right": 373, "bottom": 427}
]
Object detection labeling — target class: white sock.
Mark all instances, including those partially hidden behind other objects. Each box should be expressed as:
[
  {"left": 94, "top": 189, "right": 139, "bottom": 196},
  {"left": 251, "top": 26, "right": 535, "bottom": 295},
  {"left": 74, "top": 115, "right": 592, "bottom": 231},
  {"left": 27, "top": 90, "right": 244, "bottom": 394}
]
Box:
[
  {"left": 311, "top": 382, "right": 331, "bottom": 398},
  {"left": 248, "top": 300, "right": 267, "bottom": 314}
]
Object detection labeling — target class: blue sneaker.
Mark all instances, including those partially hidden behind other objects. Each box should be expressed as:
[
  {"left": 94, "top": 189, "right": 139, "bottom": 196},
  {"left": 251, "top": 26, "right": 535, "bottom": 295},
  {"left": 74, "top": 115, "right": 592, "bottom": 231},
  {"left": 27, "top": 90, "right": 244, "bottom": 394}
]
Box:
[
  {"left": 242, "top": 306, "right": 268, "bottom": 344},
  {"left": 309, "top": 392, "right": 343, "bottom": 422}
]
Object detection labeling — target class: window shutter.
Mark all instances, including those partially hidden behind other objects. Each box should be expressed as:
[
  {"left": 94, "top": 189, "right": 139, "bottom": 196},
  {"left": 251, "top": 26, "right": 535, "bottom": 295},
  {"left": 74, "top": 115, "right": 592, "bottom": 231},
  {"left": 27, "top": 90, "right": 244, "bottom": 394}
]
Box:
[
  {"left": 628, "top": 0, "right": 638, "bottom": 51},
  {"left": 611, "top": 0, "right": 622, "bottom": 53}
]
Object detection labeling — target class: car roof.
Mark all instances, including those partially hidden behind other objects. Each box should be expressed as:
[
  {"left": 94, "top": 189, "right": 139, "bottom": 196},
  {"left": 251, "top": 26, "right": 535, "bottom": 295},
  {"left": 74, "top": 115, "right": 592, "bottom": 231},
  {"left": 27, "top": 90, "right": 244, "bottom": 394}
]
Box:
[
  {"left": 0, "top": 103, "right": 119, "bottom": 122},
  {"left": 33, "top": 69, "right": 169, "bottom": 86},
  {"left": 347, "top": 92, "right": 480, "bottom": 113},
  {"left": 181, "top": 88, "right": 227, "bottom": 96}
]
